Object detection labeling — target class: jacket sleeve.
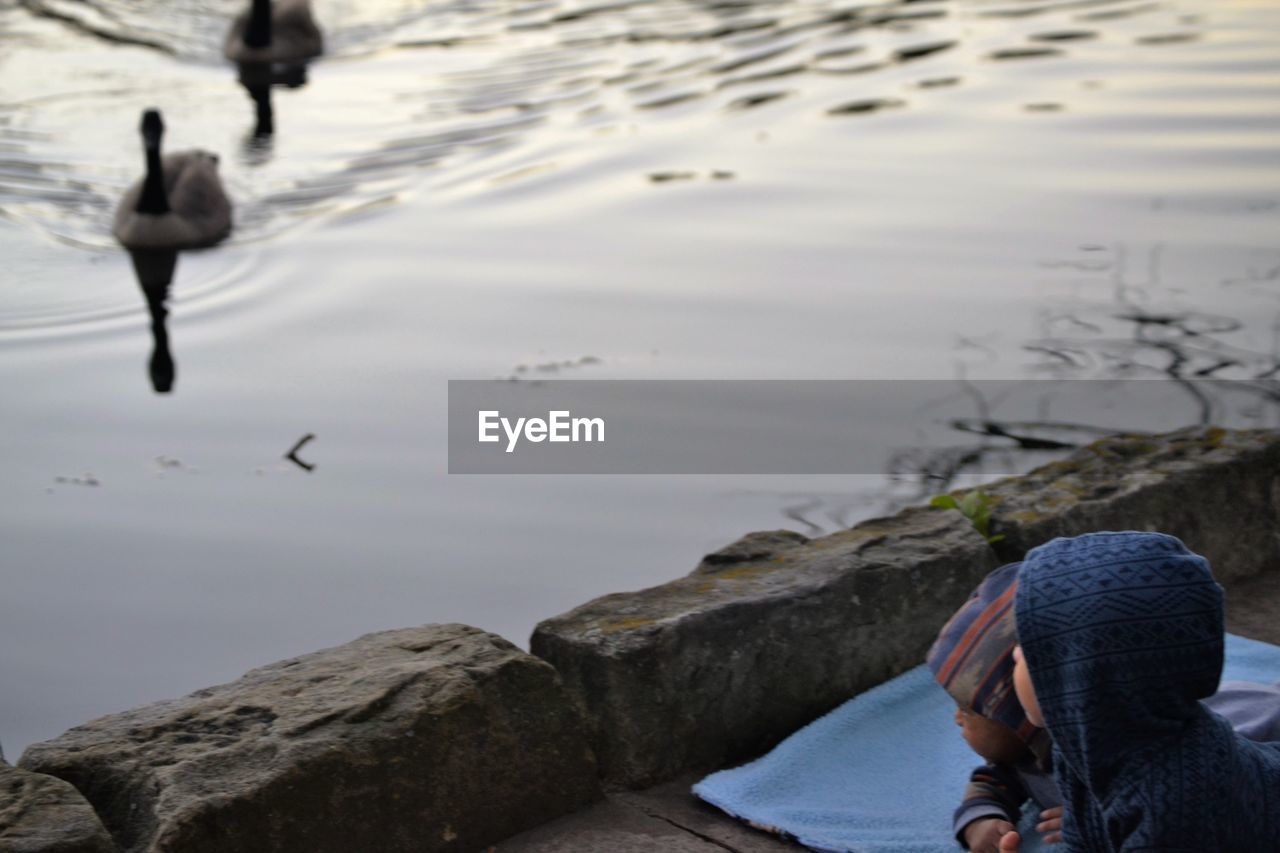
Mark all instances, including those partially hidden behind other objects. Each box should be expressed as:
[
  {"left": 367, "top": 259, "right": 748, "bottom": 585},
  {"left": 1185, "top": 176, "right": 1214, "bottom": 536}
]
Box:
[{"left": 952, "top": 763, "right": 1028, "bottom": 848}]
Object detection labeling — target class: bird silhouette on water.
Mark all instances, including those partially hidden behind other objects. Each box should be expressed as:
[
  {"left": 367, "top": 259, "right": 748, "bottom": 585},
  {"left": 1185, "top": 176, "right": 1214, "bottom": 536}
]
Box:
[
  {"left": 225, "top": 0, "right": 324, "bottom": 65},
  {"left": 113, "top": 109, "right": 232, "bottom": 250}
]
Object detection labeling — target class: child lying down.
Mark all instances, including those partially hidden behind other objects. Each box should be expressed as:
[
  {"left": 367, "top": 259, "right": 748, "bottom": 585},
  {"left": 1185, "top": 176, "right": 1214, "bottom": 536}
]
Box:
[{"left": 928, "top": 537, "right": 1280, "bottom": 852}]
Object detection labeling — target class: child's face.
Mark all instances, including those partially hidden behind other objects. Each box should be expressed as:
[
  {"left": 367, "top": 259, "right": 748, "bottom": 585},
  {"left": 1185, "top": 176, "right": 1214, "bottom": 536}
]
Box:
[
  {"left": 1012, "top": 644, "right": 1044, "bottom": 728},
  {"left": 953, "top": 705, "right": 1028, "bottom": 765}
]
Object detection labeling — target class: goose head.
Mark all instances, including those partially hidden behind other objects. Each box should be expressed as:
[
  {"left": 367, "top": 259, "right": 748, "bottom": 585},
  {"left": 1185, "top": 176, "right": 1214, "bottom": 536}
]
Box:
[{"left": 141, "top": 108, "right": 164, "bottom": 146}]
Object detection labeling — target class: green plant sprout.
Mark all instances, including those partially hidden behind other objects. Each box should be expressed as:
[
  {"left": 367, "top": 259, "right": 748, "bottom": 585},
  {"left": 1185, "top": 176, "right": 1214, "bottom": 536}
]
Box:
[{"left": 930, "top": 490, "right": 1005, "bottom": 545}]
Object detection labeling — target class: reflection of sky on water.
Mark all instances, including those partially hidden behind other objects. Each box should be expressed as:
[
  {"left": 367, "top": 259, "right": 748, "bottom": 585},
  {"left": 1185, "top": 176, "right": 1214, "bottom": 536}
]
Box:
[{"left": 1, "top": 0, "right": 1279, "bottom": 756}]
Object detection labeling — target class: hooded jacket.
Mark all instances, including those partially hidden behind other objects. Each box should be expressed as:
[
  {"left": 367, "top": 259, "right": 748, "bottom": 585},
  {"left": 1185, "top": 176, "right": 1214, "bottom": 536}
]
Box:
[{"left": 1015, "top": 532, "right": 1280, "bottom": 852}]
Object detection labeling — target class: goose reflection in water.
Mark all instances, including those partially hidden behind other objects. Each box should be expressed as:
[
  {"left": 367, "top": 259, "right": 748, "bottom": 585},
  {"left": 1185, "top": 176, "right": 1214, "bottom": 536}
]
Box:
[
  {"left": 228, "top": 0, "right": 324, "bottom": 161},
  {"left": 236, "top": 61, "right": 311, "bottom": 161},
  {"left": 127, "top": 249, "right": 178, "bottom": 394}
]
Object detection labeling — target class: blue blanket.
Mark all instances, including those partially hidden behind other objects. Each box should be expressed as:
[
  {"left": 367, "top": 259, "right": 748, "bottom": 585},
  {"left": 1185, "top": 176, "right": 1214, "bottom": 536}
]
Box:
[{"left": 693, "top": 633, "right": 1280, "bottom": 853}]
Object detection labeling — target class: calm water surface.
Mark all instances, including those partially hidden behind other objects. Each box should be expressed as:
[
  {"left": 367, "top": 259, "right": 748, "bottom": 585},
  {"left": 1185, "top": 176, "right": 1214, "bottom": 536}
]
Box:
[{"left": 2, "top": 0, "right": 1279, "bottom": 756}]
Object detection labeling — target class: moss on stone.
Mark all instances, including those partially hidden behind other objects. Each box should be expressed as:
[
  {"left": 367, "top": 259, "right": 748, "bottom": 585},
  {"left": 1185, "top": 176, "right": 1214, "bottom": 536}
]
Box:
[
  {"left": 598, "top": 615, "right": 658, "bottom": 634},
  {"left": 710, "top": 557, "right": 785, "bottom": 580},
  {"left": 812, "top": 524, "right": 892, "bottom": 549},
  {"left": 1202, "top": 426, "right": 1228, "bottom": 448},
  {"left": 1007, "top": 509, "right": 1046, "bottom": 523}
]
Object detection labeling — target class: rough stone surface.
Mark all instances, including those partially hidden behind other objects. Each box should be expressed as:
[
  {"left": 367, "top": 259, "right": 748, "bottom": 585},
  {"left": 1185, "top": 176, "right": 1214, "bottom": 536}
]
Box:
[
  {"left": 531, "top": 507, "right": 1000, "bottom": 789},
  {"left": 0, "top": 764, "right": 117, "bottom": 853},
  {"left": 974, "top": 427, "right": 1280, "bottom": 582},
  {"left": 20, "top": 624, "right": 600, "bottom": 853}
]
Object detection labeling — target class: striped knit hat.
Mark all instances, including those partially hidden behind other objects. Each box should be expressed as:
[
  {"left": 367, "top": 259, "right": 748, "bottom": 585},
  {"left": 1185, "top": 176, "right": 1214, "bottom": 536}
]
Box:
[{"left": 927, "top": 562, "right": 1042, "bottom": 745}]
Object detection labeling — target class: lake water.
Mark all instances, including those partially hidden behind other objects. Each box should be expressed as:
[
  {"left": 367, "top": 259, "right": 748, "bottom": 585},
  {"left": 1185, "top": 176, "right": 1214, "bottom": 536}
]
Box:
[{"left": 2, "top": 0, "right": 1278, "bottom": 758}]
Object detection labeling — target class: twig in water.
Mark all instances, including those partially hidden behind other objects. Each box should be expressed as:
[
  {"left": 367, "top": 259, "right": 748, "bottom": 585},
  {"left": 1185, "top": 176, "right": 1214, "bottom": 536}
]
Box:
[{"left": 285, "top": 433, "right": 317, "bottom": 472}]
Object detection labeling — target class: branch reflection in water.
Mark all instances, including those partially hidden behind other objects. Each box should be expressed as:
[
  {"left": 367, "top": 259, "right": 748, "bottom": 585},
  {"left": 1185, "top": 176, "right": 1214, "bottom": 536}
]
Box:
[{"left": 886, "top": 241, "right": 1280, "bottom": 499}]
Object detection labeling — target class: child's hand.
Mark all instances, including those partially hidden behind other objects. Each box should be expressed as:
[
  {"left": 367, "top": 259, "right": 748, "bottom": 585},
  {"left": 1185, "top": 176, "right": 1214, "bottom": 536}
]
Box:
[
  {"left": 963, "top": 817, "right": 1016, "bottom": 853},
  {"left": 1036, "top": 806, "right": 1063, "bottom": 844},
  {"left": 998, "top": 830, "right": 1021, "bottom": 852}
]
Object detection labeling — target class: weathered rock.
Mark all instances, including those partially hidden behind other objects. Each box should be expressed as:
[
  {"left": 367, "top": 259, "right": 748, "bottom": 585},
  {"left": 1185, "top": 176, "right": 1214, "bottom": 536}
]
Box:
[
  {"left": 21, "top": 624, "right": 600, "bottom": 853},
  {"left": 975, "top": 427, "right": 1280, "bottom": 582},
  {"left": 0, "top": 764, "right": 117, "bottom": 853},
  {"left": 696, "top": 530, "right": 809, "bottom": 569},
  {"left": 531, "top": 508, "right": 1000, "bottom": 789}
]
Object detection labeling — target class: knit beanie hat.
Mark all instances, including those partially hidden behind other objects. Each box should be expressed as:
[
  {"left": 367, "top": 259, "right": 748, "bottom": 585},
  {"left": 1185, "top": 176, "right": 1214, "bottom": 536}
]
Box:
[{"left": 927, "top": 562, "right": 1042, "bottom": 744}]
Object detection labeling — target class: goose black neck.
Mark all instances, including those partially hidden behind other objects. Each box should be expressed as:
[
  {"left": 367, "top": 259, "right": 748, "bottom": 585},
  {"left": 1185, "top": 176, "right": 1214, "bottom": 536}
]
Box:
[
  {"left": 138, "top": 142, "right": 170, "bottom": 215},
  {"left": 244, "top": 0, "right": 272, "bottom": 48}
]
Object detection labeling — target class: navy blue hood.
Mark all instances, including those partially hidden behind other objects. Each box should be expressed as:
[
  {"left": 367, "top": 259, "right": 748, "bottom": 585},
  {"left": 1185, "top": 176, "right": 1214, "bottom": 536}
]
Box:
[
  {"left": 1015, "top": 532, "right": 1280, "bottom": 851},
  {"left": 1016, "top": 532, "right": 1223, "bottom": 768}
]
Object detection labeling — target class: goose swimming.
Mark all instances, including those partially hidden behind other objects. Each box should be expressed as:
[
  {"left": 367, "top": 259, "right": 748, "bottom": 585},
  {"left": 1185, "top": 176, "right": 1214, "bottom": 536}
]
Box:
[
  {"left": 225, "top": 0, "right": 324, "bottom": 64},
  {"left": 113, "top": 110, "right": 232, "bottom": 250}
]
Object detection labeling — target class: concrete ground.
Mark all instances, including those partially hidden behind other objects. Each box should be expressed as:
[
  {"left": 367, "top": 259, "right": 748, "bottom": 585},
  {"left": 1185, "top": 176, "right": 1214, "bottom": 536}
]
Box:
[
  {"left": 493, "top": 775, "right": 799, "bottom": 853},
  {"left": 495, "top": 572, "right": 1280, "bottom": 853}
]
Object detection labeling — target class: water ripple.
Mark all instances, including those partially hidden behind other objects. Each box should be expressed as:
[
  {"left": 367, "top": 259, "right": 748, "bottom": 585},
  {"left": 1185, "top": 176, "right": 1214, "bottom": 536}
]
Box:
[{"left": 2, "top": 0, "right": 1270, "bottom": 334}]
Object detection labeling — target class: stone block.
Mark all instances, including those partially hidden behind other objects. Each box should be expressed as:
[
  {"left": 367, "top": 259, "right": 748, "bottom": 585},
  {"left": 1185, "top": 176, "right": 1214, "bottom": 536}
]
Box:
[
  {"left": 21, "top": 624, "right": 599, "bottom": 853},
  {"left": 532, "top": 508, "right": 999, "bottom": 788}
]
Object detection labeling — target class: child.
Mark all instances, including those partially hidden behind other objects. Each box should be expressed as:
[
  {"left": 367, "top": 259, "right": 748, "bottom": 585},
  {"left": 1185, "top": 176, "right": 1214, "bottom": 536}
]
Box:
[
  {"left": 1011, "top": 531, "right": 1280, "bottom": 851},
  {"left": 928, "top": 562, "right": 1063, "bottom": 852},
  {"left": 930, "top": 551, "right": 1280, "bottom": 852}
]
